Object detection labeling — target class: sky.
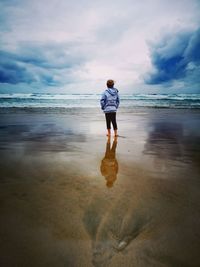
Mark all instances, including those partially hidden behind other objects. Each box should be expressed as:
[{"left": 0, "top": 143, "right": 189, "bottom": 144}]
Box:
[{"left": 0, "top": 0, "right": 199, "bottom": 94}]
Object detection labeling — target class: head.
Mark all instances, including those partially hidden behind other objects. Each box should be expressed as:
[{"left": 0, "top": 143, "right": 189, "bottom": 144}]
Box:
[
  {"left": 107, "top": 79, "right": 115, "bottom": 88},
  {"left": 106, "top": 175, "right": 117, "bottom": 188}
]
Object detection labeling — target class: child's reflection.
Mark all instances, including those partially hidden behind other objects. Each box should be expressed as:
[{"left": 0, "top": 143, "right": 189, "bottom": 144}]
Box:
[{"left": 100, "top": 137, "right": 118, "bottom": 188}]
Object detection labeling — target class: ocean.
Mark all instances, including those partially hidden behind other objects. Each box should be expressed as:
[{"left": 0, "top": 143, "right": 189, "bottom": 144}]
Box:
[{"left": 0, "top": 93, "right": 200, "bottom": 109}]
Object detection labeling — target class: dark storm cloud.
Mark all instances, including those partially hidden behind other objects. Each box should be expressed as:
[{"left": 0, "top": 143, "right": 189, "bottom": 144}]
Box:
[
  {"left": 15, "top": 43, "right": 84, "bottom": 69},
  {"left": 0, "top": 50, "right": 35, "bottom": 84},
  {"left": 0, "top": 42, "right": 86, "bottom": 85},
  {"left": 145, "top": 28, "right": 200, "bottom": 85}
]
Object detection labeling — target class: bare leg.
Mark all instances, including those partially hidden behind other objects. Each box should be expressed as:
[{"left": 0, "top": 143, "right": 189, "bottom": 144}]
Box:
[
  {"left": 107, "top": 129, "right": 111, "bottom": 136},
  {"left": 114, "top": 135, "right": 118, "bottom": 142},
  {"left": 114, "top": 130, "right": 118, "bottom": 137}
]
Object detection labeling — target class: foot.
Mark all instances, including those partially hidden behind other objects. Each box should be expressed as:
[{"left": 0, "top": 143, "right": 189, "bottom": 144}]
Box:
[
  {"left": 106, "top": 130, "right": 111, "bottom": 137},
  {"left": 114, "top": 130, "right": 118, "bottom": 137}
]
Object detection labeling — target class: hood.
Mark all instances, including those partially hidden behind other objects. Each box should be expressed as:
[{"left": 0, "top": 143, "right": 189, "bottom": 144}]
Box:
[{"left": 106, "top": 88, "right": 118, "bottom": 96}]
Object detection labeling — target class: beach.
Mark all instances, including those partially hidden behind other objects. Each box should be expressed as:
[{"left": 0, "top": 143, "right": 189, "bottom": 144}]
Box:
[{"left": 0, "top": 107, "right": 200, "bottom": 267}]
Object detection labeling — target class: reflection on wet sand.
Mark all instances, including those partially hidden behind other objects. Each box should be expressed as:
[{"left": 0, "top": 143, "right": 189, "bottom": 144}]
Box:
[
  {"left": 144, "top": 122, "right": 183, "bottom": 158},
  {"left": 0, "top": 111, "right": 200, "bottom": 267},
  {"left": 100, "top": 137, "right": 118, "bottom": 188},
  {"left": 84, "top": 121, "right": 200, "bottom": 267},
  {"left": 143, "top": 122, "right": 185, "bottom": 172}
]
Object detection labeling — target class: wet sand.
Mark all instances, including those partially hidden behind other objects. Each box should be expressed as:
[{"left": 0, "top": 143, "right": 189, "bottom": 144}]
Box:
[{"left": 0, "top": 108, "right": 200, "bottom": 267}]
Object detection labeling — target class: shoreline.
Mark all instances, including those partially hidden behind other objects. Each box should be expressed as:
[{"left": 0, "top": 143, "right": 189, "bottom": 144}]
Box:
[{"left": 1, "top": 106, "right": 200, "bottom": 114}]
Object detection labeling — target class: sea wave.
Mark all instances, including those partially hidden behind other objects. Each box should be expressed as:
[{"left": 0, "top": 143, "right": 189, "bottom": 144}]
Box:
[
  {"left": 0, "top": 93, "right": 101, "bottom": 100},
  {"left": 0, "top": 93, "right": 200, "bottom": 108},
  {"left": 0, "top": 93, "right": 200, "bottom": 100}
]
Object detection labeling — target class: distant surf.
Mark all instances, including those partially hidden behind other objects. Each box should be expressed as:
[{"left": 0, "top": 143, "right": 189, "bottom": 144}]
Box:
[{"left": 0, "top": 93, "right": 200, "bottom": 108}]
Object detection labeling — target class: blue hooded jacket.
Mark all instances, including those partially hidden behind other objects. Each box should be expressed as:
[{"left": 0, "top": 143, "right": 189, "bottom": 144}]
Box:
[{"left": 100, "top": 87, "right": 120, "bottom": 113}]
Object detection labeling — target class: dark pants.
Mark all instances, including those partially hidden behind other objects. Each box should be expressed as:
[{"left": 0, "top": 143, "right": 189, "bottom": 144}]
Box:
[{"left": 105, "top": 112, "right": 117, "bottom": 130}]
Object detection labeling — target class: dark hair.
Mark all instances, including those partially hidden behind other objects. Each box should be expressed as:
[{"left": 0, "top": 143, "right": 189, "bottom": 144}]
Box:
[{"left": 107, "top": 79, "right": 114, "bottom": 88}]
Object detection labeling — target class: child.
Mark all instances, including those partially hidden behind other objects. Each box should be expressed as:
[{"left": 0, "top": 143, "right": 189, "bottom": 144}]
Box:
[
  {"left": 100, "top": 137, "right": 118, "bottom": 188},
  {"left": 100, "top": 80, "right": 120, "bottom": 137}
]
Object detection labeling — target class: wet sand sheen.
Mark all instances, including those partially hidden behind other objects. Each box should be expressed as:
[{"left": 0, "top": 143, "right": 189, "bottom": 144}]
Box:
[{"left": 0, "top": 108, "right": 200, "bottom": 267}]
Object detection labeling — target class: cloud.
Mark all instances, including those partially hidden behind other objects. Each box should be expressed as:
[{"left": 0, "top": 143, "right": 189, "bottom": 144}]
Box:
[
  {"left": 144, "top": 28, "right": 200, "bottom": 87},
  {"left": 1, "top": 0, "right": 200, "bottom": 93},
  {"left": 0, "top": 50, "right": 35, "bottom": 84},
  {"left": 0, "top": 42, "right": 89, "bottom": 86},
  {"left": 16, "top": 42, "right": 89, "bottom": 69}
]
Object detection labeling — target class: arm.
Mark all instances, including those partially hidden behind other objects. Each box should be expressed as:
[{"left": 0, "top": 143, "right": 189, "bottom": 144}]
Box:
[
  {"left": 100, "top": 92, "right": 107, "bottom": 110},
  {"left": 116, "top": 93, "right": 120, "bottom": 109}
]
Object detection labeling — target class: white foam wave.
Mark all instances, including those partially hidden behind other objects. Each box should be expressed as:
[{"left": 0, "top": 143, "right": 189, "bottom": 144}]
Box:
[{"left": 0, "top": 93, "right": 200, "bottom": 101}]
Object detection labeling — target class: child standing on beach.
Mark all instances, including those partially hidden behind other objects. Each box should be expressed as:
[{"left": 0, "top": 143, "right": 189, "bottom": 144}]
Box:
[{"left": 100, "top": 80, "right": 120, "bottom": 137}]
